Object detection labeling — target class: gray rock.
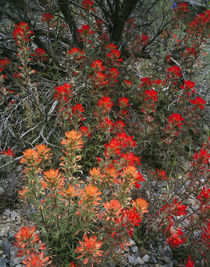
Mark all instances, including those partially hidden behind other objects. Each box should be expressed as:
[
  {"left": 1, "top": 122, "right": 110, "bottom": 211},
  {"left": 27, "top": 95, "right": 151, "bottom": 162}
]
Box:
[
  {"left": 11, "top": 210, "right": 19, "bottom": 221},
  {"left": 2, "top": 241, "right": 11, "bottom": 255},
  {"left": 0, "top": 187, "right": 5, "bottom": 194},
  {"left": 10, "top": 246, "right": 17, "bottom": 258},
  {"left": 0, "top": 257, "right": 9, "bottom": 267},
  {"left": 109, "top": 263, "right": 116, "bottom": 267},
  {"left": 131, "top": 246, "right": 138, "bottom": 253},
  {"left": 143, "top": 254, "right": 150, "bottom": 262},
  {"left": 139, "top": 246, "right": 147, "bottom": 256},
  {"left": 137, "top": 257, "right": 145, "bottom": 264},
  {"left": 0, "top": 226, "right": 10, "bottom": 237},
  {"left": 10, "top": 256, "right": 23, "bottom": 267},
  {"left": 128, "top": 255, "right": 139, "bottom": 265},
  {"left": 3, "top": 209, "right": 11, "bottom": 216},
  {"left": 164, "top": 256, "right": 171, "bottom": 263}
]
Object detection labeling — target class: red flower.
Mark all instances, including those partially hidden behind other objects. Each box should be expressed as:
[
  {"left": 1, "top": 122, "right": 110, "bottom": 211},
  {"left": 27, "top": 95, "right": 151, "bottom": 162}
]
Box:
[
  {"left": 144, "top": 89, "right": 158, "bottom": 102},
  {"left": 166, "top": 66, "right": 182, "bottom": 77},
  {"left": 13, "top": 22, "right": 34, "bottom": 45},
  {"left": 54, "top": 83, "right": 72, "bottom": 103},
  {"left": 185, "top": 255, "right": 194, "bottom": 267},
  {"left": 140, "top": 77, "right": 152, "bottom": 87},
  {"left": 118, "top": 97, "right": 130, "bottom": 107},
  {"left": 82, "top": 0, "right": 94, "bottom": 9},
  {"left": 78, "top": 24, "right": 94, "bottom": 36},
  {"left": 156, "top": 169, "right": 168, "bottom": 180},
  {"left": 22, "top": 252, "right": 51, "bottom": 267},
  {"left": 120, "top": 208, "right": 142, "bottom": 237},
  {"left": 79, "top": 126, "right": 91, "bottom": 138},
  {"left": 41, "top": 13, "right": 54, "bottom": 23},
  {"left": 190, "top": 96, "right": 206, "bottom": 110},
  {"left": 91, "top": 59, "right": 106, "bottom": 71},
  {"left": 1, "top": 148, "right": 14, "bottom": 157},
  {"left": 98, "top": 96, "right": 114, "bottom": 113},
  {"left": 0, "top": 58, "right": 11, "bottom": 67},
  {"left": 75, "top": 234, "right": 103, "bottom": 265},
  {"left": 166, "top": 225, "right": 186, "bottom": 248},
  {"left": 167, "top": 113, "right": 184, "bottom": 128}
]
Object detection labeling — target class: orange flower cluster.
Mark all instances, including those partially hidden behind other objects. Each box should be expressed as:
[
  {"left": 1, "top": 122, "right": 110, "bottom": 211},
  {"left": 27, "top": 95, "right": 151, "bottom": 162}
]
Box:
[
  {"left": 75, "top": 234, "right": 103, "bottom": 265},
  {"left": 14, "top": 226, "right": 51, "bottom": 266}
]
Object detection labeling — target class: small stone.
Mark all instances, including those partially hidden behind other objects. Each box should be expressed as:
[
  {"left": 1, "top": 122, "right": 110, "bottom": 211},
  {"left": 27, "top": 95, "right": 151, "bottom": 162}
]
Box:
[
  {"left": 164, "top": 256, "right": 171, "bottom": 263},
  {"left": 128, "top": 255, "right": 139, "bottom": 265},
  {"left": 0, "top": 257, "right": 9, "bottom": 267},
  {"left": 166, "top": 262, "right": 173, "bottom": 267},
  {"left": 0, "top": 187, "right": 5, "bottom": 194},
  {"left": 139, "top": 246, "right": 147, "bottom": 256},
  {"left": 3, "top": 209, "right": 11, "bottom": 216},
  {"left": 109, "top": 262, "right": 116, "bottom": 267},
  {"left": 137, "top": 257, "right": 145, "bottom": 264},
  {"left": 131, "top": 246, "right": 138, "bottom": 253},
  {"left": 11, "top": 210, "right": 19, "bottom": 221},
  {"left": 2, "top": 241, "right": 11, "bottom": 255},
  {"left": 10, "top": 256, "right": 24, "bottom": 267},
  {"left": 10, "top": 246, "right": 17, "bottom": 258},
  {"left": 143, "top": 254, "right": 150, "bottom": 262},
  {"left": 155, "top": 265, "right": 160, "bottom": 267}
]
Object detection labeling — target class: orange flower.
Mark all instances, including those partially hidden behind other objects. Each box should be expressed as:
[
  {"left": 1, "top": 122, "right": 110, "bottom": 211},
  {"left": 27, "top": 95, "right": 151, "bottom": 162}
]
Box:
[
  {"left": 90, "top": 167, "right": 101, "bottom": 177},
  {"left": 22, "top": 252, "right": 52, "bottom": 267},
  {"left": 14, "top": 226, "right": 41, "bottom": 255},
  {"left": 132, "top": 198, "right": 149, "bottom": 215},
  {"left": 103, "top": 199, "right": 122, "bottom": 217},
  {"left": 61, "top": 130, "right": 83, "bottom": 151},
  {"left": 20, "top": 149, "right": 41, "bottom": 165},
  {"left": 19, "top": 186, "right": 29, "bottom": 200},
  {"left": 78, "top": 184, "right": 101, "bottom": 207},
  {"left": 35, "top": 144, "right": 52, "bottom": 161},
  {"left": 75, "top": 234, "right": 103, "bottom": 265},
  {"left": 41, "top": 169, "right": 65, "bottom": 190}
]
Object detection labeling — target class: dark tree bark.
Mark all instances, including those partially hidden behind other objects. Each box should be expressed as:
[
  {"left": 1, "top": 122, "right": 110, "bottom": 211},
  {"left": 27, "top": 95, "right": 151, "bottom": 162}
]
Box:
[
  {"left": 110, "top": 0, "right": 139, "bottom": 43},
  {"left": 56, "top": 0, "right": 83, "bottom": 49}
]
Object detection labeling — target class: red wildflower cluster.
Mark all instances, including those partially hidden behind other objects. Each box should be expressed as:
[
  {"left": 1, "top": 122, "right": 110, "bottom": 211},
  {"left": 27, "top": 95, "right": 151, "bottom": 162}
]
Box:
[
  {"left": 152, "top": 169, "right": 168, "bottom": 180},
  {"left": 14, "top": 226, "right": 51, "bottom": 266},
  {"left": 0, "top": 58, "right": 11, "bottom": 67},
  {"left": 180, "top": 80, "right": 196, "bottom": 96},
  {"left": 82, "top": 0, "right": 94, "bottom": 11},
  {"left": 105, "top": 43, "right": 123, "bottom": 65},
  {"left": 13, "top": 22, "right": 34, "bottom": 45},
  {"left": 187, "top": 10, "right": 210, "bottom": 36},
  {"left": 105, "top": 132, "right": 136, "bottom": 157},
  {"left": 120, "top": 208, "right": 142, "bottom": 237},
  {"left": 158, "top": 199, "right": 187, "bottom": 248},
  {"left": 140, "top": 77, "right": 152, "bottom": 88},
  {"left": 79, "top": 126, "right": 91, "bottom": 138},
  {"left": 41, "top": 13, "right": 54, "bottom": 24},
  {"left": 166, "top": 66, "right": 182, "bottom": 78},
  {"left": 89, "top": 60, "right": 108, "bottom": 87},
  {"left": 75, "top": 234, "right": 103, "bottom": 265},
  {"left": 174, "top": 2, "right": 188, "bottom": 20},
  {"left": 78, "top": 24, "right": 94, "bottom": 38},
  {"left": 98, "top": 96, "right": 114, "bottom": 113},
  {"left": 68, "top": 47, "right": 86, "bottom": 63},
  {"left": 166, "top": 225, "right": 186, "bottom": 248},
  {"left": 185, "top": 255, "right": 194, "bottom": 267},
  {"left": 190, "top": 96, "right": 206, "bottom": 110},
  {"left": 1, "top": 148, "right": 14, "bottom": 157},
  {"left": 192, "top": 143, "right": 210, "bottom": 173},
  {"left": 197, "top": 186, "right": 210, "bottom": 212},
  {"left": 54, "top": 83, "right": 72, "bottom": 103},
  {"left": 164, "top": 113, "right": 184, "bottom": 138},
  {"left": 32, "top": 48, "right": 47, "bottom": 62},
  {"left": 71, "top": 103, "right": 85, "bottom": 123}
]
